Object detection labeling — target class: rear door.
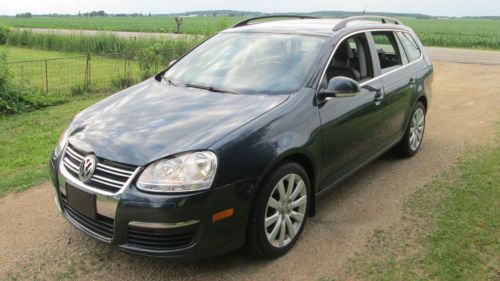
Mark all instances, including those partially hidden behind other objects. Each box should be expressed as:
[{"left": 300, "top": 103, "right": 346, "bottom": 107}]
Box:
[{"left": 368, "top": 31, "right": 416, "bottom": 149}]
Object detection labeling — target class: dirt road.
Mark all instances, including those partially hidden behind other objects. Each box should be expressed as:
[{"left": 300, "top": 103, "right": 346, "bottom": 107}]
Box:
[
  {"left": 426, "top": 47, "right": 500, "bottom": 65},
  {"left": 14, "top": 28, "right": 500, "bottom": 65},
  {"left": 1, "top": 61, "right": 499, "bottom": 280}
]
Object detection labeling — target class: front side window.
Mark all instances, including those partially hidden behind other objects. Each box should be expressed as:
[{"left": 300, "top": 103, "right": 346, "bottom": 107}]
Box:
[
  {"left": 164, "top": 33, "right": 327, "bottom": 95},
  {"left": 371, "top": 31, "right": 404, "bottom": 73},
  {"left": 396, "top": 32, "right": 421, "bottom": 62},
  {"left": 324, "top": 33, "right": 374, "bottom": 83}
]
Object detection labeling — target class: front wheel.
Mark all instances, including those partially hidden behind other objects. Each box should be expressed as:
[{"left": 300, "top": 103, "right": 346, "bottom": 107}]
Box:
[
  {"left": 393, "top": 101, "right": 426, "bottom": 157},
  {"left": 246, "top": 162, "right": 310, "bottom": 258}
]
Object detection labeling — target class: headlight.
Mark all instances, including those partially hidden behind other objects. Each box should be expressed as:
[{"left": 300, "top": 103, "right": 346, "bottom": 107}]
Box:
[
  {"left": 54, "top": 128, "right": 69, "bottom": 157},
  {"left": 136, "top": 151, "right": 217, "bottom": 193}
]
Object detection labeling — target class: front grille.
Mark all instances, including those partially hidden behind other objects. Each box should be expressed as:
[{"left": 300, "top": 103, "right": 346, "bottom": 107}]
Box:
[
  {"left": 62, "top": 198, "right": 114, "bottom": 240},
  {"left": 62, "top": 144, "right": 137, "bottom": 194},
  {"left": 127, "top": 225, "right": 197, "bottom": 250}
]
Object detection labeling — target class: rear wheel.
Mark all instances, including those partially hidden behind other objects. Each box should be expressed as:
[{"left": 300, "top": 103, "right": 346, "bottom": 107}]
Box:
[
  {"left": 393, "top": 101, "right": 426, "bottom": 157},
  {"left": 246, "top": 162, "right": 310, "bottom": 258}
]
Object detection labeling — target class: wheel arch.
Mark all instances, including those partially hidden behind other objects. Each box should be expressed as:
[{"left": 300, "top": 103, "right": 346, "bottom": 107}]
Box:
[
  {"left": 416, "top": 95, "right": 428, "bottom": 111},
  {"left": 255, "top": 150, "right": 319, "bottom": 218}
]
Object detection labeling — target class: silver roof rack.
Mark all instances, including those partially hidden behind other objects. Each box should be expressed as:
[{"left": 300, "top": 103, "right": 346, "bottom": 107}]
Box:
[
  {"left": 332, "top": 15, "right": 403, "bottom": 31},
  {"left": 232, "top": 15, "right": 318, "bottom": 28}
]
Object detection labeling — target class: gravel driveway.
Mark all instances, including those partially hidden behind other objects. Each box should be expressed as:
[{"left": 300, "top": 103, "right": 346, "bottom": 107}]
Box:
[{"left": 1, "top": 61, "right": 499, "bottom": 280}]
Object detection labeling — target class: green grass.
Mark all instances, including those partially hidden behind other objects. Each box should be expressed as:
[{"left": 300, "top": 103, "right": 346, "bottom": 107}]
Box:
[
  {"left": 5, "top": 30, "right": 200, "bottom": 55},
  {"left": 0, "top": 44, "right": 81, "bottom": 61},
  {"left": 344, "top": 138, "right": 500, "bottom": 280},
  {"left": 0, "top": 16, "right": 500, "bottom": 49},
  {"left": 0, "top": 45, "right": 143, "bottom": 94},
  {"left": 0, "top": 95, "right": 106, "bottom": 197},
  {"left": 0, "top": 16, "right": 242, "bottom": 36},
  {"left": 404, "top": 18, "right": 500, "bottom": 50}
]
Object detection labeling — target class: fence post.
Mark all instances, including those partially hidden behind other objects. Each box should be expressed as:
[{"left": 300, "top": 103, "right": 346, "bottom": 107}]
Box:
[
  {"left": 88, "top": 53, "right": 92, "bottom": 90},
  {"left": 124, "top": 56, "right": 127, "bottom": 80},
  {"left": 84, "top": 53, "right": 91, "bottom": 91},
  {"left": 44, "top": 60, "right": 48, "bottom": 93}
]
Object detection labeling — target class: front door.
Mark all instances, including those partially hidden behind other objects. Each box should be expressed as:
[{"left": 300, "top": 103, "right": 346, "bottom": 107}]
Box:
[{"left": 318, "top": 32, "right": 386, "bottom": 190}]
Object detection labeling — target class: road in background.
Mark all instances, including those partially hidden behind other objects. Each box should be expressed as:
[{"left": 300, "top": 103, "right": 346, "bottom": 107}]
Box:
[
  {"left": 14, "top": 27, "right": 500, "bottom": 65},
  {"left": 426, "top": 47, "right": 500, "bottom": 65}
]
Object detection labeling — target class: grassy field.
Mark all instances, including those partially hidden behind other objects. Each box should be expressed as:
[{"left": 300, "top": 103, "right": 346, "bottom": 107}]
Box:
[
  {"left": 0, "top": 45, "right": 143, "bottom": 94},
  {"left": 344, "top": 139, "right": 500, "bottom": 280},
  {"left": 0, "top": 16, "right": 243, "bottom": 36},
  {"left": 0, "top": 95, "right": 106, "bottom": 197},
  {"left": 1, "top": 16, "right": 500, "bottom": 49},
  {"left": 0, "top": 45, "right": 81, "bottom": 60},
  {"left": 404, "top": 18, "right": 500, "bottom": 50}
]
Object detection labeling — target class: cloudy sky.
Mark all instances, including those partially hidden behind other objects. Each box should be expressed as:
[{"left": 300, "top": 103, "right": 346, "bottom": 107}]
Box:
[{"left": 1, "top": 0, "right": 499, "bottom": 17}]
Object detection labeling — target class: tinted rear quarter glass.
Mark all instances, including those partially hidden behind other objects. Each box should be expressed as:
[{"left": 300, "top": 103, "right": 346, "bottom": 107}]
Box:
[{"left": 396, "top": 32, "right": 422, "bottom": 62}]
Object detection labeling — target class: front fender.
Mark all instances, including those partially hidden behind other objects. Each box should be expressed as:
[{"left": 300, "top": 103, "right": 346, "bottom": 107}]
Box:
[{"left": 209, "top": 88, "right": 322, "bottom": 198}]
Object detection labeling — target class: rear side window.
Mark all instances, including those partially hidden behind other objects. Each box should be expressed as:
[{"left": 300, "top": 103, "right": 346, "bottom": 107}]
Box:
[
  {"left": 396, "top": 32, "right": 421, "bottom": 62},
  {"left": 371, "top": 31, "right": 404, "bottom": 73}
]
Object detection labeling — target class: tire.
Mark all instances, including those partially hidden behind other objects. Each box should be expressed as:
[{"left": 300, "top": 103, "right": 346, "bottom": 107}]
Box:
[
  {"left": 246, "top": 162, "right": 310, "bottom": 258},
  {"left": 393, "top": 101, "right": 426, "bottom": 157}
]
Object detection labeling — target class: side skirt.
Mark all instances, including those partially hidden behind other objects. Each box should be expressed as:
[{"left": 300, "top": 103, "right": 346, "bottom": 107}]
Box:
[{"left": 315, "top": 136, "right": 403, "bottom": 199}]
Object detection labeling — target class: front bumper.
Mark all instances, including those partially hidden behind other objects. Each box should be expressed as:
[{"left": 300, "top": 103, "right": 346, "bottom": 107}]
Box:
[{"left": 49, "top": 152, "right": 257, "bottom": 259}]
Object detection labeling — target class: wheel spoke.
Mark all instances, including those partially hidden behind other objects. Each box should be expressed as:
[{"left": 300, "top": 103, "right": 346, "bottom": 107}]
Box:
[
  {"left": 290, "top": 180, "right": 304, "bottom": 201},
  {"left": 286, "top": 174, "right": 295, "bottom": 199},
  {"left": 418, "top": 116, "right": 424, "bottom": 126},
  {"left": 284, "top": 215, "right": 295, "bottom": 238},
  {"left": 291, "top": 195, "right": 307, "bottom": 209},
  {"left": 290, "top": 211, "right": 304, "bottom": 222},
  {"left": 410, "top": 133, "right": 416, "bottom": 147},
  {"left": 268, "top": 216, "right": 282, "bottom": 241},
  {"left": 277, "top": 181, "right": 286, "bottom": 202},
  {"left": 265, "top": 212, "right": 280, "bottom": 228},
  {"left": 268, "top": 197, "right": 280, "bottom": 210},
  {"left": 278, "top": 220, "right": 286, "bottom": 247}
]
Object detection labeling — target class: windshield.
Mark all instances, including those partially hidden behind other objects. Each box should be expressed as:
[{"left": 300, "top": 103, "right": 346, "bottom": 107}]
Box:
[{"left": 164, "top": 33, "right": 327, "bottom": 95}]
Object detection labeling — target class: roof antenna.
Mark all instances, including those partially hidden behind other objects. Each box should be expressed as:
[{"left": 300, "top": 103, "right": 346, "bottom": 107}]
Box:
[{"left": 362, "top": 4, "right": 368, "bottom": 15}]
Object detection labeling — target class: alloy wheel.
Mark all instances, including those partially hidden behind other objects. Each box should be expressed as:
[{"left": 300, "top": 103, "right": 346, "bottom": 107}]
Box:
[
  {"left": 409, "top": 107, "right": 425, "bottom": 151},
  {"left": 264, "top": 174, "right": 307, "bottom": 248}
]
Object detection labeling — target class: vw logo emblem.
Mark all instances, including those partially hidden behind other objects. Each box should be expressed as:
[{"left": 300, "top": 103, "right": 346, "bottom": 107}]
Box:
[{"left": 79, "top": 154, "right": 97, "bottom": 183}]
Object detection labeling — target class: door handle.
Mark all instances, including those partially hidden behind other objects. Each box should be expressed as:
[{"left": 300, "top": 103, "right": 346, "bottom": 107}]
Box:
[
  {"left": 409, "top": 78, "right": 416, "bottom": 87},
  {"left": 373, "top": 90, "right": 384, "bottom": 105}
]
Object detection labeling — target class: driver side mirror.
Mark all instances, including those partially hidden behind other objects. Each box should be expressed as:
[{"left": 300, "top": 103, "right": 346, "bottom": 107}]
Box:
[
  {"left": 319, "top": 76, "right": 360, "bottom": 99},
  {"left": 168, "top": 59, "right": 177, "bottom": 67}
]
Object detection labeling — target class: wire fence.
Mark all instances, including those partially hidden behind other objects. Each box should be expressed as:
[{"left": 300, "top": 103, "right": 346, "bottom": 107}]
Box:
[{"left": 5, "top": 51, "right": 179, "bottom": 96}]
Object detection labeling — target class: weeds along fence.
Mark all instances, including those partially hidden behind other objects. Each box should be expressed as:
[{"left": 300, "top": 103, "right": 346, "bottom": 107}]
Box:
[{"left": 5, "top": 50, "right": 184, "bottom": 96}]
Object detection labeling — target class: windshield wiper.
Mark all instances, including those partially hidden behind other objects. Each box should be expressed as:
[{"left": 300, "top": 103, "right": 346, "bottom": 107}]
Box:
[{"left": 185, "top": 83, "right": 239, "bottom": 95}]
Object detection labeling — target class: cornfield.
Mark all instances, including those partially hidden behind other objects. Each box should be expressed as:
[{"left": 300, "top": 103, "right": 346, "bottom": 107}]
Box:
[{"left": 1, "top": 16, "right": 499, "bottom": 49}]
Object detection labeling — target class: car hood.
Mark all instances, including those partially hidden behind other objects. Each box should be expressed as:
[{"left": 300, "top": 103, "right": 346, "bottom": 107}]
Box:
[{"left": 68, "top": 78, "right": 289, "bottom": 166}]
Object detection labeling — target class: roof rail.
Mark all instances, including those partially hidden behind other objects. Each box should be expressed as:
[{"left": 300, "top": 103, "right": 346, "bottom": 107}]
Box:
[
  {"left": 332, "top": 15, "right": 403, "bottom": 31},
  {"left": 232, "top": 15, "right": 318, "bottom": 28}
]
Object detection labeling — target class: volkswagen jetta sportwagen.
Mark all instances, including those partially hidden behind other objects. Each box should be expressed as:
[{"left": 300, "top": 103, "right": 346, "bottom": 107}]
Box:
[{"left": 49, "top": 15, "right": 433, "bottom": 259}]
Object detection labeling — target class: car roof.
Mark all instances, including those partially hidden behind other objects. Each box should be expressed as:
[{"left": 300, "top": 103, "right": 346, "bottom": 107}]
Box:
[{"left": 223, "top": 18, "right": 412, "bottom": 37}]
